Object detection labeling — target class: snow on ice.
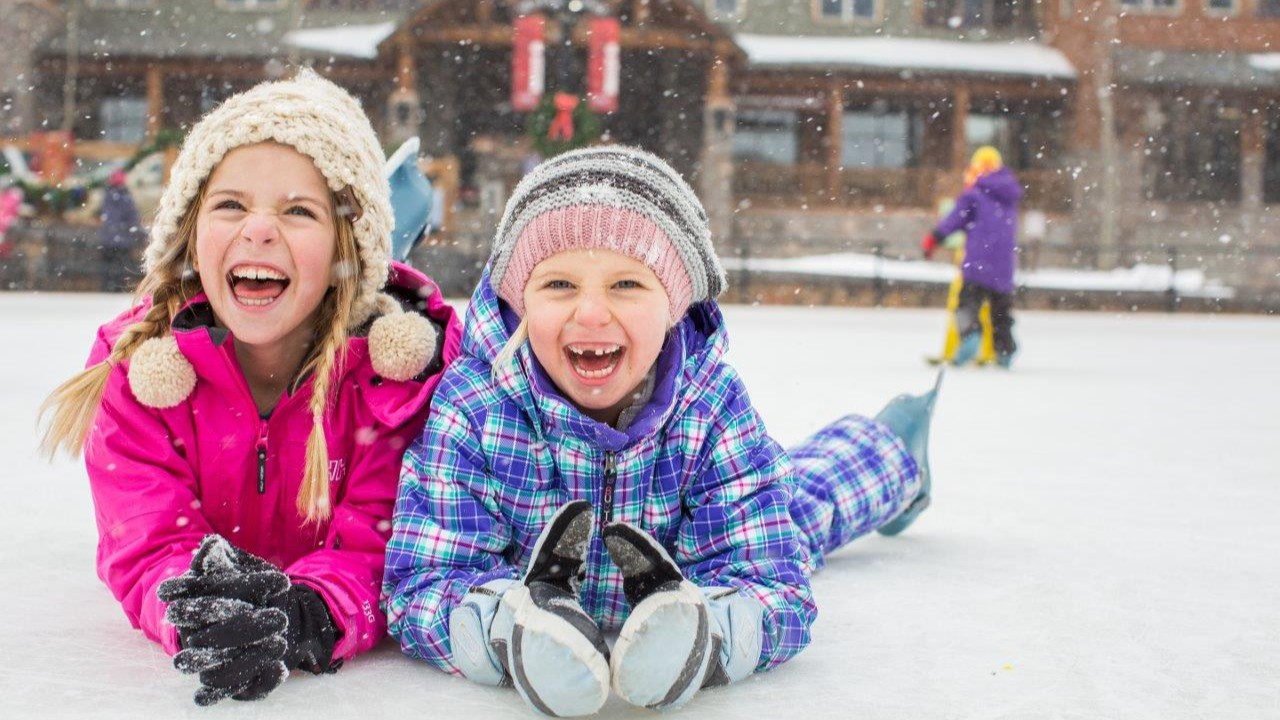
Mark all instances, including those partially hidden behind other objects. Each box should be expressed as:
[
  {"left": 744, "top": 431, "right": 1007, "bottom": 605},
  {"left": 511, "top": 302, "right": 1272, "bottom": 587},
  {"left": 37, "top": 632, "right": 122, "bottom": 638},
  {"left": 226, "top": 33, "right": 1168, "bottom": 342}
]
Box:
[{"left": 0, "top": 292, "right": 1276, "bottom": 718}]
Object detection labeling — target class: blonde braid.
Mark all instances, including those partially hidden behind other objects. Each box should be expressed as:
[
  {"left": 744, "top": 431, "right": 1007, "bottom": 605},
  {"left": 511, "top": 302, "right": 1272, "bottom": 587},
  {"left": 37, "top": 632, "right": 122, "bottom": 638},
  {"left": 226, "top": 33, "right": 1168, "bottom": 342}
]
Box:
[
  {"left": 37, "top": 277, "right": 195, "bottom": 459},
  {"left": 38, "top": 200, "right": 203, "bottom": 459},
  {"left": 296, "top": 210, "right": 360, "bottom": 523}
]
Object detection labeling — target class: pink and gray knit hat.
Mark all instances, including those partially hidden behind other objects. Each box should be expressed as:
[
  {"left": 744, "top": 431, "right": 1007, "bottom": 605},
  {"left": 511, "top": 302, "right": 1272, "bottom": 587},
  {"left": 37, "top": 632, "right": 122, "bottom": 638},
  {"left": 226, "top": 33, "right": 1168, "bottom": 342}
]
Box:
[{"left": 490, "top": 145, "right": 726, "bottom": 320}]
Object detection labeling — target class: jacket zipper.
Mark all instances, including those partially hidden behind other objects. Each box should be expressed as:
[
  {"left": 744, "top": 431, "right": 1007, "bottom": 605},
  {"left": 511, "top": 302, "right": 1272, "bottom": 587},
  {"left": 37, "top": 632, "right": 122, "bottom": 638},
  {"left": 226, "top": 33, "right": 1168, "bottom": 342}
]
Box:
[
  {"left": 255, "top": 424, "right": 269, "bottom": 494},
  {"left": 601, "top": 451, "right": 617, "bottom": 525}
]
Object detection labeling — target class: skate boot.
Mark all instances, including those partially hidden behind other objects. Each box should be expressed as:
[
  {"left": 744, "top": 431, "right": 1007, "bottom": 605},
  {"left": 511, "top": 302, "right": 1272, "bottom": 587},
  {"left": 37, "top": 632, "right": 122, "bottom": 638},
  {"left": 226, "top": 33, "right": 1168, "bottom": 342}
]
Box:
[
  {"left": 876, "top": 369, "right": 942, "bottom": 536},
  {"left": 951, "top": 332, "right": 981, "bottom": 367}
]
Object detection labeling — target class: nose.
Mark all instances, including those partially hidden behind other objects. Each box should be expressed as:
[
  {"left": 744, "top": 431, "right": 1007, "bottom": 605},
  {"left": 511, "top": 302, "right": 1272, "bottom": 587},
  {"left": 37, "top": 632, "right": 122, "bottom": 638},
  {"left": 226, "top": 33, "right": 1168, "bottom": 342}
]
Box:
[
  {"left": 573, "top": 289, "right": 612, "bottom": 327},
  {"left": 240, "top": 212, "right": 278, "bottom": 245}
]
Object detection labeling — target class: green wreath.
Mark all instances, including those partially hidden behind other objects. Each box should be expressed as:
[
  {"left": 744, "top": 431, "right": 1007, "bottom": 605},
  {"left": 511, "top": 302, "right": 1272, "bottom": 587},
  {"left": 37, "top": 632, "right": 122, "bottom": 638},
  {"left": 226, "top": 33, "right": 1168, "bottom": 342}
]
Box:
[{"left": 525, "top": 94, "right": 602, "bottom": 158}]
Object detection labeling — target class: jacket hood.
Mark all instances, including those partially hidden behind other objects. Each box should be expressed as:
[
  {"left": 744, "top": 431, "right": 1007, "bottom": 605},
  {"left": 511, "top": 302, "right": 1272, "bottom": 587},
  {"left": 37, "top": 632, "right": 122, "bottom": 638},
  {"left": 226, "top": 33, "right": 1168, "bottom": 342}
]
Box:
[
  {"left": 461, "top": 264, "right": 729, "bottom": 449},
  {"left": 975, "top": 167, "right": 1024, "bottom": 207}
]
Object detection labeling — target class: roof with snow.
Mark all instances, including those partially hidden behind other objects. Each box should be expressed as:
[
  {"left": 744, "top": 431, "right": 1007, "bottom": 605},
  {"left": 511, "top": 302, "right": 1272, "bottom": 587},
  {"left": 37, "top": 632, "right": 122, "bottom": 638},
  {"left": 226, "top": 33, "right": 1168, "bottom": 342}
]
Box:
[
  {"left": 736, "top": 34, "right": 1077, "bottom": 80},
  {"left": 1116, "top": 48, "right": 1280, "bottom": 90},
  {"left": 283, "top": 22, "right": 397, "bottom": 60}
]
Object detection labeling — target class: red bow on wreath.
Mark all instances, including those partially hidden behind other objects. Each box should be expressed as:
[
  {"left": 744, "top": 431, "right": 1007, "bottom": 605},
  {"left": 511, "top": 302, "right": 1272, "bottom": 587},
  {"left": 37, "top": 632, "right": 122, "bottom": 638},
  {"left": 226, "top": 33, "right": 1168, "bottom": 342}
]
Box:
[{"left": 548, "top": 92, "right": 580, "bottom": 142}]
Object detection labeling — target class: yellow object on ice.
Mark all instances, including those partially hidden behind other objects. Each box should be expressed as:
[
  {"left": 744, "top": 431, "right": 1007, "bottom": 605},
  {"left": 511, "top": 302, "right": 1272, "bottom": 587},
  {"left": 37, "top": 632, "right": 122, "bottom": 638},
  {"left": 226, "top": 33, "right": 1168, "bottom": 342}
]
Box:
[{"left": 938, "top": 247, "right": 997, "bottom": 366}]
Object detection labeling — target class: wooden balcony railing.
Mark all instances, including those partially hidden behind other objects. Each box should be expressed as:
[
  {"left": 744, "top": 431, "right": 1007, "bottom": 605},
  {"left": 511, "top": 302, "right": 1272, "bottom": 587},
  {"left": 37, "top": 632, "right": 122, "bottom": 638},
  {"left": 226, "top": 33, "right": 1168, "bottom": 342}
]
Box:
[{"left": 733, "top": 161, "right": 1074, "bottom": 213}]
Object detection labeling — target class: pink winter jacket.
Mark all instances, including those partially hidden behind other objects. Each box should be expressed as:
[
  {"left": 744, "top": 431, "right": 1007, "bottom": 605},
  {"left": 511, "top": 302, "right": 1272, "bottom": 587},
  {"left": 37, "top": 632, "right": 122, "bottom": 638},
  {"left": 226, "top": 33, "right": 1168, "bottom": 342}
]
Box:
[{"left": 84, "top": 262, "right": 461, "bottom": 662}]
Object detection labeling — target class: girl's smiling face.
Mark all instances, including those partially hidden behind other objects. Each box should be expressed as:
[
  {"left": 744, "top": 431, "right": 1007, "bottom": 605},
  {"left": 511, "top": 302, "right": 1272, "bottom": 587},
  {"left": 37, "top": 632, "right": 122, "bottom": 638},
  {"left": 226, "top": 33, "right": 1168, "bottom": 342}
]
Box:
[
  {"left": 523, "top": 249, "right": 671, "bottom": 426},
  {"left": 194, "top": 142, "right": 337, "bottom": 351}
]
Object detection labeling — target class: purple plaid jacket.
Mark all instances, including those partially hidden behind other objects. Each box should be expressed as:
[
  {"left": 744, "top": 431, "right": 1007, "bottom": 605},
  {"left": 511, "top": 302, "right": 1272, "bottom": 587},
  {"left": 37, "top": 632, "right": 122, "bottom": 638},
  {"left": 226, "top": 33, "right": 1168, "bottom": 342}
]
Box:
[{"left": 383, "top": 271, "right": 919, "bottom": 677}]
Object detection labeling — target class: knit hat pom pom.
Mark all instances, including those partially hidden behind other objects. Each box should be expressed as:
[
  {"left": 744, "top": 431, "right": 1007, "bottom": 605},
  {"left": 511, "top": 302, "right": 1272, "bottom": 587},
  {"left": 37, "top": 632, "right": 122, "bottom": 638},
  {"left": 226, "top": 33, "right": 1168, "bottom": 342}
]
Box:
[
  {"left": 368, "top": 296, "right": 438, "bottom": 382},
  {"left": 128, "top": 336, "right": 197, "bottom": 408}
]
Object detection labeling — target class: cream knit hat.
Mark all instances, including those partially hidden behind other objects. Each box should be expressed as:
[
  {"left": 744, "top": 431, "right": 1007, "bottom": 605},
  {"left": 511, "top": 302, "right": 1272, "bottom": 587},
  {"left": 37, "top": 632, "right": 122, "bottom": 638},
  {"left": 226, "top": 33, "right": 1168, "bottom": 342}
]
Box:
[
  {"left": 144, "top": 68, "right": 392, "bottom": 328},
  {"left": 129, "top": 69, "right": 438, "bottom": 409}
]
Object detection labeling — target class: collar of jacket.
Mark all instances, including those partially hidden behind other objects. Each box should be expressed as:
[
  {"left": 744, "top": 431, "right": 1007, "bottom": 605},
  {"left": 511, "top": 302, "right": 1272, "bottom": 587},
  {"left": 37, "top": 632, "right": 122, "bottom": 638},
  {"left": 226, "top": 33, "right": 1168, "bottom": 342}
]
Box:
[{"left": 463, "top": 266, "right": 730, "bottom": 451}]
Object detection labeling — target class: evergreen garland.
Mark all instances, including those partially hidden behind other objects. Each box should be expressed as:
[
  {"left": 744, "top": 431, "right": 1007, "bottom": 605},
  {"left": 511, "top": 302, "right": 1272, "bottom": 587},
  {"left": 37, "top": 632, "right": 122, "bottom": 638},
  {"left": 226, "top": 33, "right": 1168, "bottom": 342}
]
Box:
[{"left": 2, "top": 129, "right": 185, "bottom": 216}]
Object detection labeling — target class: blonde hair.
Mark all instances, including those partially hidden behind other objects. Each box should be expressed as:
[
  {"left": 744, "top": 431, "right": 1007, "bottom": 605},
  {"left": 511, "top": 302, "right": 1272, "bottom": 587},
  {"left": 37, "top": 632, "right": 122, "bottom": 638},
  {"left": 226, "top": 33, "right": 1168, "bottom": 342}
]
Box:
[
  {"left": 38, "top": 183, "right": 363, "bottom": 524},
  {"left": 493, "top": 317, "right": 529, "bottom": 378}
]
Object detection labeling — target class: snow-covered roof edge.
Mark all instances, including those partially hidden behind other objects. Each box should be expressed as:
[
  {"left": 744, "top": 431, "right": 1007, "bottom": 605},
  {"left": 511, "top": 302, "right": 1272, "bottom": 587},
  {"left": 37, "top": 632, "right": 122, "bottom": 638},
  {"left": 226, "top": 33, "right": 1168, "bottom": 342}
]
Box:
[
  {"left": 737, "top": 35, "right": 1077, "bottom": 80},
  {"left": 283, "top": 22, "right": 397, "bottom": 60}
]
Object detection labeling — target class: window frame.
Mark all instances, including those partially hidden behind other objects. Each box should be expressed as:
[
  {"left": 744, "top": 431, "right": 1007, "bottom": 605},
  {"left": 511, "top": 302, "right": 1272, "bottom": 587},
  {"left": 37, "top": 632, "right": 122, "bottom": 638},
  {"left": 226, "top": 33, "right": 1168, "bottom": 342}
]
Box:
[
  {"left": 812, "top": 0, "right": 881, "bottom": 25},
  {"left": 1115, "top": 0, "right": 1183, "bottom": 16},
  {"left": 706, "top": 0, "right": 746, "bottom": 18}
]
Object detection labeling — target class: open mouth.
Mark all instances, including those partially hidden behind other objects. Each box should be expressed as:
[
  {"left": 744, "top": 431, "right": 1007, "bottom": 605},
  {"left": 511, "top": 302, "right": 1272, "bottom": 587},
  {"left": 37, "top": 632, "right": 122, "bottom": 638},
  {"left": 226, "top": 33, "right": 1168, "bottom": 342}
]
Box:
[
  {"left": 565, "top": 343, "right": 625, "bottom": 380},
  {"left": 227, "top": 264, "right": 291, "bottom": 307}
]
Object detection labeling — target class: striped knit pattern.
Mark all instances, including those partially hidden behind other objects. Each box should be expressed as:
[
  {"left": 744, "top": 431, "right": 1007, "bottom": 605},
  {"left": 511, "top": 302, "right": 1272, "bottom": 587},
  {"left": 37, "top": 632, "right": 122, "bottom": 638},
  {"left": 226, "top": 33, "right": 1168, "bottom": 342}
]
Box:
[
  {"left": 498, "top": 206, "right": 695, "bottom": 320},
  {"left": 144, "top": 69, "right": 392, "bottom": 328},
  {"left": 383, "top": 272, "right": 922, "bottom": 679},
  {"left": 489, "top": 146, "right": 725, "bottom": 312}
]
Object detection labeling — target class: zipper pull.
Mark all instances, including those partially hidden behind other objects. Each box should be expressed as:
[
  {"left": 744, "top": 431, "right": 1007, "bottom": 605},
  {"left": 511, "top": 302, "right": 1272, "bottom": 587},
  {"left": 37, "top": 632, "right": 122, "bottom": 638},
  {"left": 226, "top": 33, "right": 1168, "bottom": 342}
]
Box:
[
  {"left": 256, "top": 427, "right": 268, "bottom": 494},
  {"left": 601, "top": 451, "right": 617, "bottom": 524}
]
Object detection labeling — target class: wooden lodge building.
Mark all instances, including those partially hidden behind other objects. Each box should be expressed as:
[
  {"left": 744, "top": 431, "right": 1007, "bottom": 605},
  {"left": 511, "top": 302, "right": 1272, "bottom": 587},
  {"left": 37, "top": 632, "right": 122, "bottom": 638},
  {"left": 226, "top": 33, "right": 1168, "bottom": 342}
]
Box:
[{"left": 3, "top": 0, "right": 1279, "bottom": 302}]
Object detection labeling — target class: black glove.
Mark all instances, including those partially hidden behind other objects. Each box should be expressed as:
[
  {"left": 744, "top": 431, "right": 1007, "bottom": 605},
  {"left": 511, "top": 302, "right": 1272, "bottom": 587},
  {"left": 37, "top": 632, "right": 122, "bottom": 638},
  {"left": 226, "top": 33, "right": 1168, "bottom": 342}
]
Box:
[
  {"left": 159, "top": 535, "right": 291, "bottom": 706},
  {"left": 270, "top": 585, "right": 340, "bottom": 675},
  {"left": 158, "top": 535, "right": 340, "bottom": 705}
]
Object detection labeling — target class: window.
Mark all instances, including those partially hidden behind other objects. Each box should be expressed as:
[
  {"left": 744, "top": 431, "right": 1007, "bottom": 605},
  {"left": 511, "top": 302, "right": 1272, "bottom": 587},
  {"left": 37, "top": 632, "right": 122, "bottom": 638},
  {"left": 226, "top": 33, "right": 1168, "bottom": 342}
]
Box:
[
  {"left": 99, "top": 97, "right": 148, "bottom": 143},
  {"left": 842, "top": 110, "right": 919, "bottom": 168},
  {"left": 707, "top": 0, "right": 741, "bottom": 14},
  {"left": 923, "top": 0, "right": 1029, "bottom": 28},
  {"left": 1116, "top": 0, "right": 1178, "bottom": 12},
  {"left": 1205, "top": 0, "right": 1236, "bottom": 11},
  {"left": 816, "top": 0, "right": 876, "bottom": 23},
  {"left": 733, "top": 110, "right": 799, "bottom": 165},
  {"left": 1262, "top": 0, "right": 1280, "bottom": 16},
  {"left": 1152, "top": 100, "right": 1242, "bottom": 204}
]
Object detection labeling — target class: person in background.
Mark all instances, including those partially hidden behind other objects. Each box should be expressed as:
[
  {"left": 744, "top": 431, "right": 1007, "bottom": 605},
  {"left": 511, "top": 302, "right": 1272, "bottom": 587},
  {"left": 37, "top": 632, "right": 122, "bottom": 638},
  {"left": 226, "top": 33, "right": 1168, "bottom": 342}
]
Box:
[
  {"left": 922, "top": 146, "right": 1022, "bottom": 368},
  {"left": 98, "top": 169, "right": 145, "bottom": 292}
]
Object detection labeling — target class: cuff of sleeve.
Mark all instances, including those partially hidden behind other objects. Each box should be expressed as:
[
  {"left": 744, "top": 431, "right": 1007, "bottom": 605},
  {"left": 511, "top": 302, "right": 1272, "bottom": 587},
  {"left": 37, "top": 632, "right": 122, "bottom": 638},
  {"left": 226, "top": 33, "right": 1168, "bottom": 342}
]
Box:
[{"left": 701, "top": 587, "right": 765, "bottom": 685}]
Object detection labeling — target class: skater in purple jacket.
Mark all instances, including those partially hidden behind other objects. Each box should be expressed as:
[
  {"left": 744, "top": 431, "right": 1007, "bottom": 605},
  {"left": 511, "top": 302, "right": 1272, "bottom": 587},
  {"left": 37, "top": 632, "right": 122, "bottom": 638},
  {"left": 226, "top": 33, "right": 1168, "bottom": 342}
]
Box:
[{"left": 922, "top": 146, "right": 1022, "bottom": 368}]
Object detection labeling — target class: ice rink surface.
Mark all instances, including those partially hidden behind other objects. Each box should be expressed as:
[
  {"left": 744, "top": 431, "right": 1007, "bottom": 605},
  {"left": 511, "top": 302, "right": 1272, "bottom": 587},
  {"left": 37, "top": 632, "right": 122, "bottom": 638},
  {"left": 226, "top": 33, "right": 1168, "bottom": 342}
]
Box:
[{"left": 2, "top": 293, "right": 1276, "bottom": 719}]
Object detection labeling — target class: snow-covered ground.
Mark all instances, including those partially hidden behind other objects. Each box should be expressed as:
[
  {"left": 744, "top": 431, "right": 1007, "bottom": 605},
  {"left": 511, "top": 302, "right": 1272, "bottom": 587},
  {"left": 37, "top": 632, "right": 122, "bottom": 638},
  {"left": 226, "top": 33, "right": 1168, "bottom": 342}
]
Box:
[{"left": 2, "top": 293, "right": 1277, "bottom": 719}]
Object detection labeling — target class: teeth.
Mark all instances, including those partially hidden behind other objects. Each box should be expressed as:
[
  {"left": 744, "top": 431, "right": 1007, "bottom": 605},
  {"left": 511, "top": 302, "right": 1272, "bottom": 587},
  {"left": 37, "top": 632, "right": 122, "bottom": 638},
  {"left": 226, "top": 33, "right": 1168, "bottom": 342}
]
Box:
[
  {"left": 230, "top": 265, "right": 286, "bottom": 281},
  {"left": 575, "top": 358, "right": 619, "bottom": 379},
  {"left": 568, "top": 344, "right": 620, "bottom": 356},
  {"left": 236, "top": 296, "right": 276, "bottom": 307}
]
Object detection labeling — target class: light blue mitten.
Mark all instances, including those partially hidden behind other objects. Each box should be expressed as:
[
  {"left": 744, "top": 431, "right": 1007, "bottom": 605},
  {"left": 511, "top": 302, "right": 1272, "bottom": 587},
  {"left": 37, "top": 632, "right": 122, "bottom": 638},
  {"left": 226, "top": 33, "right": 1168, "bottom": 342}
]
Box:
[
  {"left": 449, "top": 501, "right": 609, "bottom": 717},
  {"left": 604, "top": 522, "right": 765, "bottom": 711}
]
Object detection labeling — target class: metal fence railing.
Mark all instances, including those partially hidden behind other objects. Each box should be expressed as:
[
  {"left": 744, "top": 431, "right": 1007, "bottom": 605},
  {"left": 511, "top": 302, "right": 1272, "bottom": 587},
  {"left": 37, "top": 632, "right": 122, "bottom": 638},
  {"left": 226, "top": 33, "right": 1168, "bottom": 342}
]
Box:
[{"left": 3, "top": 224, "right": 1277, "bottom": 314}]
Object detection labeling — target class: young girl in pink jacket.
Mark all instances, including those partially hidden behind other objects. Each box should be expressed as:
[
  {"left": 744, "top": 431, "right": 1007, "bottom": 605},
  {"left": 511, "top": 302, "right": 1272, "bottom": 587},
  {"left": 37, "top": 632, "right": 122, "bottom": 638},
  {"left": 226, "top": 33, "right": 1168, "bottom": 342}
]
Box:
[{"left": 39, "top": 70, "right": 461, "bottom": 706}]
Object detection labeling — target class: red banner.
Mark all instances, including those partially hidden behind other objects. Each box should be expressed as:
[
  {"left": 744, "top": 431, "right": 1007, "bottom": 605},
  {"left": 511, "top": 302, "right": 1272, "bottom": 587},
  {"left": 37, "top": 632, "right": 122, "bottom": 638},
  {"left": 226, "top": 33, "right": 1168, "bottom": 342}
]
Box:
[
  {"left": 512, "top": 14, "right": 546, "bottom": 112},
  {"left": 586, "top": 16, "right": 620, "bottom": 113}
]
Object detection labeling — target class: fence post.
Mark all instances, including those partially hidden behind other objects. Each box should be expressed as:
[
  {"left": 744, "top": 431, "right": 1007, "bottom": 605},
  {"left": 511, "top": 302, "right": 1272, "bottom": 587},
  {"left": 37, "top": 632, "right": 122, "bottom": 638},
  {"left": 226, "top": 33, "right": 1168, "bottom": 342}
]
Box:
[
  {"left": 1166, "top": 246, "right": 1178, "bottom": 313},
  {"left": 872, "top": 241, "right": 885, "bottom": 307}
]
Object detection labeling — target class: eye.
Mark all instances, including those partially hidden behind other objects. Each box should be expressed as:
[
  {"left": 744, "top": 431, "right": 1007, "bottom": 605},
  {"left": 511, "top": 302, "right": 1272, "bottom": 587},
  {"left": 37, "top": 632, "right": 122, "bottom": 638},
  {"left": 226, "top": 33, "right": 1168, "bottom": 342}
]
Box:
[
  {"left": 545, "top": 279, "right": 574, "bottom": 290},
  {"left": 213, "top": 199, "right": 244, "bottom": 211},
  {"left": 613, "top": 279, "right": 642, "bottom": 290},
  {"left": 285, "top": 205, "right": 318, "bottom": 219}
]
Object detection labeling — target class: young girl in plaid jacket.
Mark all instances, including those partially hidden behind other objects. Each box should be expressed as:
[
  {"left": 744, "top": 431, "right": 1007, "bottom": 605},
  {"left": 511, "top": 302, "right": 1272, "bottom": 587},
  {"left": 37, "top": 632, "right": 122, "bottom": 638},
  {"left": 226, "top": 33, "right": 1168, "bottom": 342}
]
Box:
[{"left": 383, "top": 146, "right": 938, "bottom": 716}]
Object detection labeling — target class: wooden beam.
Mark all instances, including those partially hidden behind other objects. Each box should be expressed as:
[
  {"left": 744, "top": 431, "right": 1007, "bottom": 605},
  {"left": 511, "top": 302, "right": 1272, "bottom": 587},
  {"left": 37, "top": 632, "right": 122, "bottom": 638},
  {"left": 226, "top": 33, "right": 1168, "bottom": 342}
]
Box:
[
  {"left": 826, "top": 81, "right": 844, "bottom": 199},
  {"left": 397, "top": 32, "right": 416, "bottom": 92},
  {"left": 951, "top": 86, "right": 971, "bottom": 173},
  {"left": 146, "top": 65, "right": 163, "bottom": 140}
]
